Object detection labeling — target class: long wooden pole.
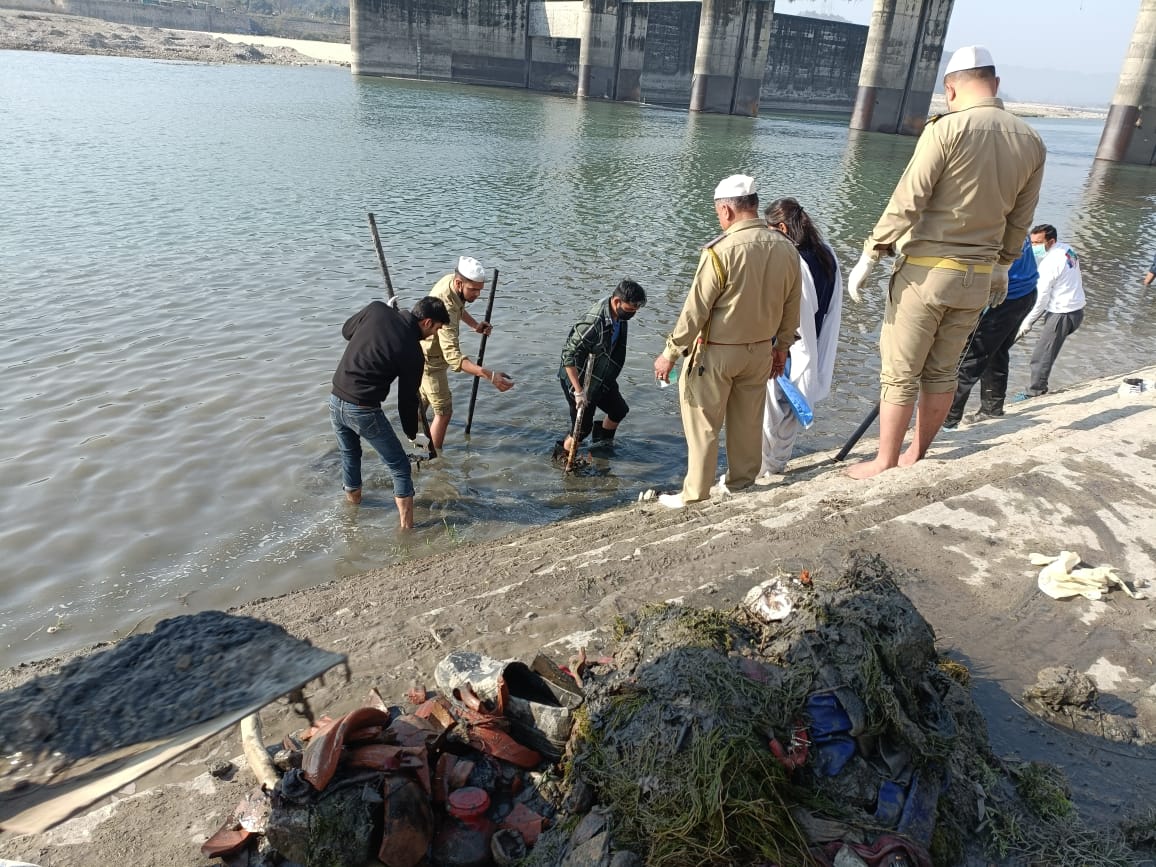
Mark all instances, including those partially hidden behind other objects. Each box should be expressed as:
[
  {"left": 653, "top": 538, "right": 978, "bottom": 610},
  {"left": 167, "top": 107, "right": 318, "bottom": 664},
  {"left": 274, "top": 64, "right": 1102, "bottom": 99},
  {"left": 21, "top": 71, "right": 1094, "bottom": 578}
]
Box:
[
  {"left": 367, "top": 212, "right": 436, "bottom": 459},
  {"left": 464, "top": 268, "right": 498, "bottom": 437},
  {"left": 564, "top": 356, "right": 595, "bottom": 473}
]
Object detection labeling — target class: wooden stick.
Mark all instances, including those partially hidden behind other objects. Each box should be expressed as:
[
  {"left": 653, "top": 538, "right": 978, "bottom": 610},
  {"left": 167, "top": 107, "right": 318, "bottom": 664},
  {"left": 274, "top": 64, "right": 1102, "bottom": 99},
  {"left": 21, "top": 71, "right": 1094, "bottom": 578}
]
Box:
[
  {"left": 564, "top": 356, "right": 595, "bottom": 473},
  {"left": 367, "top": 212, "right": 396, "bottom": 297},
  {"left": 464, "top": 268, "right": 499, "bottom": 437},
  {"left": 240, "top": 713, "right": 279, "bottom": 791},
  {"left": 366, "top": 212, "right": 436, "bottom": 459}
]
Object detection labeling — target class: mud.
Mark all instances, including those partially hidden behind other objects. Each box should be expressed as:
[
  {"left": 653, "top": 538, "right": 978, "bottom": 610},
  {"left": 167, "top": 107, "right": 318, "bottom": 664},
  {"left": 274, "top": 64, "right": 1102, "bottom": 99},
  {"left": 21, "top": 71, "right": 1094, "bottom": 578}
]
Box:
[
  {"left": 0, "top": 367, "right": 1154, "bottom": 866},
  {"left": 0, "top": 612, "right": 344, "bottom": 793}
]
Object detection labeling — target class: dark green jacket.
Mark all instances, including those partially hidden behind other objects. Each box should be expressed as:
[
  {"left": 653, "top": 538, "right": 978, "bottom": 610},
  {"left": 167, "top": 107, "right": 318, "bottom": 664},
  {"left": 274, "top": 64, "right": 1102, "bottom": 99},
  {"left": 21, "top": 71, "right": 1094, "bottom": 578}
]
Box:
[{"left": 558, "top": 297, "right": 627, "bottom": 398}]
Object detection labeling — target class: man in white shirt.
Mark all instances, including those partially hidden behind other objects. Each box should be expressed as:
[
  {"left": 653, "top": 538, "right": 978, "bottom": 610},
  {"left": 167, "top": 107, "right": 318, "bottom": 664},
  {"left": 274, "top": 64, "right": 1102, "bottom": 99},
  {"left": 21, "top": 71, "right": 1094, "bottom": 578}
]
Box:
[{"left": 1015, "top": 223, "right": 1086, "bottom": 398}]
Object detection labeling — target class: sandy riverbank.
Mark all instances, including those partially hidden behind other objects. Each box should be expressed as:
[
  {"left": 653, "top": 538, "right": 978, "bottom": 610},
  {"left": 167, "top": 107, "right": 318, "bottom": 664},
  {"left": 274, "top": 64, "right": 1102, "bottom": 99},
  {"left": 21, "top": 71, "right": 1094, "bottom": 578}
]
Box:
[
  {"left": 1, "top": 365, "right": 1154, "bottom": 865},
  {"left": 929, "top": 92, "right": 1107, "bottom": 120},
  {"left": 0, "top": 8, "right": 348, "bottom": 65}
]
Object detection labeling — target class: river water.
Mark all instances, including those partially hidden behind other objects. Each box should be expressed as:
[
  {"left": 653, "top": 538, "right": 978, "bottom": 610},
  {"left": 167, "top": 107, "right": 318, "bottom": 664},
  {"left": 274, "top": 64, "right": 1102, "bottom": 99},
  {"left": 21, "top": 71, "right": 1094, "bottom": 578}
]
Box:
[{"left": 2, "top": 50, "right": 1154, "bottom": 667}]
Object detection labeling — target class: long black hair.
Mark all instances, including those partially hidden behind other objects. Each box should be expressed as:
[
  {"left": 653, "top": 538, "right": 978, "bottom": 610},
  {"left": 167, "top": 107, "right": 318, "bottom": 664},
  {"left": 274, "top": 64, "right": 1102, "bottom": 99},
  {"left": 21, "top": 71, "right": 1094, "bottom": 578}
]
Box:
[{"left": 765, "top": 197, "right": 835, "bottom": 282}]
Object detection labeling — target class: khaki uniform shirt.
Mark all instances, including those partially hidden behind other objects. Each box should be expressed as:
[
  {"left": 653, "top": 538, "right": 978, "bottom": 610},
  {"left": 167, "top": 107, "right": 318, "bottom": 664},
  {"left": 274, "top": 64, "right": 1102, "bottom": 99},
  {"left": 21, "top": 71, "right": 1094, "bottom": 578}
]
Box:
[
  {"left": 420, "top": 274, "right": 467, "bottom": 373},
  {"left": 865, "top": 97, "right": 1046, "bottom": 266},
  {"left": 663, "top": 219, "right": 802, "bottom": 362}
]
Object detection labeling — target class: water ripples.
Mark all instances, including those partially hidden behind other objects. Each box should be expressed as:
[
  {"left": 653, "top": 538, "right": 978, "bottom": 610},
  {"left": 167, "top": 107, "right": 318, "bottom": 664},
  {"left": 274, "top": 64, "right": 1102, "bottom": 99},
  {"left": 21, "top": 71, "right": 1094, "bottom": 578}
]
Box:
[{"left": 2, "top": 50, "right": 1154, "bottom": 665}]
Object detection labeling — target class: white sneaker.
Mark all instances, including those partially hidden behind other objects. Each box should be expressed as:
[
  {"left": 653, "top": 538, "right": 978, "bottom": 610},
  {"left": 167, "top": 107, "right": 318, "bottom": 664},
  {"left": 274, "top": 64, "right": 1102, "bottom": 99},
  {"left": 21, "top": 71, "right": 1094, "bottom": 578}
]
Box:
[
  {"left": 713, "top": 473, "right": 732, "bottom": 497},
  {"left": 657, "top": 493, "right": 685, "bottom": 509}
]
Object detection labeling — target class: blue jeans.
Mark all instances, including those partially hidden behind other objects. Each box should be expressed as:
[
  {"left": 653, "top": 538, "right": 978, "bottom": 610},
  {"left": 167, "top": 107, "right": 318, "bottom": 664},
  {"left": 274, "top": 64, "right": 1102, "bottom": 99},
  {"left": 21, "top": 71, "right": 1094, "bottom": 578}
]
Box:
[{"left": 329, "top": 394, "right": 414, "bottom": 499}]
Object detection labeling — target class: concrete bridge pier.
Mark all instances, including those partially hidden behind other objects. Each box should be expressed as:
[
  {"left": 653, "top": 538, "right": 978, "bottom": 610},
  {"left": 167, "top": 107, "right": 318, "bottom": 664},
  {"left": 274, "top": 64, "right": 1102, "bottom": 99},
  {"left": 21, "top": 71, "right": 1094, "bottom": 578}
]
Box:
[
  {"left": 577, "top": 0, "right": 621, "bottom": 99},
  {"left": 1095, "top": 0, "right": 1156, "bottom": 165},
  {"left": 850, "top": 0, "right": 954, "bottom": 135},
  {"left": 689, "top": 0, "right": 775, "bottom": 116}
]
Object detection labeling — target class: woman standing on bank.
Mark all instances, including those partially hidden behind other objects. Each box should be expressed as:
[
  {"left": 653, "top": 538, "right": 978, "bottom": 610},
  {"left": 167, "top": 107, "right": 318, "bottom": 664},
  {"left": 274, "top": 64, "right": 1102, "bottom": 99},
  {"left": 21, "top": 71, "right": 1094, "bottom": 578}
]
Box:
[{"left": 759, "top": 197, "right": 842, "bottom": 481}]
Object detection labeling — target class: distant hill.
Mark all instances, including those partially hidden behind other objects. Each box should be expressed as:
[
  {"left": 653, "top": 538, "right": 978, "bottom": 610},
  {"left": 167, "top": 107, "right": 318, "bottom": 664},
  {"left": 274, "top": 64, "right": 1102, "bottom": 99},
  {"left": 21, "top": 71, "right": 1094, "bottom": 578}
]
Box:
[{"left": 936, "top": 57, "right": 1116, "bottom": 109}]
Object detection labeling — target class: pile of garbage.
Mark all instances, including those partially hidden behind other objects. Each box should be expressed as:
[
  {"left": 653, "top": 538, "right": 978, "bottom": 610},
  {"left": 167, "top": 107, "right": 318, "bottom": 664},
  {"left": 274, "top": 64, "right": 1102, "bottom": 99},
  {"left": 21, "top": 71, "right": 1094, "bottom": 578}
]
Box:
[
  {"left": 202, "top": 655, "right": 582, "bottom": 867},
  {"left": 201, "top": 553, "right": 1146, "bottom": 867}
]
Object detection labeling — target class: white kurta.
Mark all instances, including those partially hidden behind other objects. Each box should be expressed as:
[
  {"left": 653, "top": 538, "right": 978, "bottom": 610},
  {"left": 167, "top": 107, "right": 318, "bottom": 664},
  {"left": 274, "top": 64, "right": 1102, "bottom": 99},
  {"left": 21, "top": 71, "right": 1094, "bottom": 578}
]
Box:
[{"left": 761, "top": 247, "right": 843, "bottom": 474}]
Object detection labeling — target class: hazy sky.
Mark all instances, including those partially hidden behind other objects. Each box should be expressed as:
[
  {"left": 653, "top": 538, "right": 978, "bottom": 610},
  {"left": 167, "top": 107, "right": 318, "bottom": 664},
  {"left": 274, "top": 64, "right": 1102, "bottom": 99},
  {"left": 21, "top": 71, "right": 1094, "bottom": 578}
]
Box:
[{"left": 779, "top": 0, "right": 1139, "bottom": 76}]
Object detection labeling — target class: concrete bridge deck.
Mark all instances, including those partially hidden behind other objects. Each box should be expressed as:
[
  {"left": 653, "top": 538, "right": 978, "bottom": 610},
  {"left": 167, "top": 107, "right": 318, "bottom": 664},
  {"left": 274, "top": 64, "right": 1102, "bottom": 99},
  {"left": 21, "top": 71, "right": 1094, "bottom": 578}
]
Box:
[{"left": 2, "top": 365, "right": 1155, "bottom": 863}]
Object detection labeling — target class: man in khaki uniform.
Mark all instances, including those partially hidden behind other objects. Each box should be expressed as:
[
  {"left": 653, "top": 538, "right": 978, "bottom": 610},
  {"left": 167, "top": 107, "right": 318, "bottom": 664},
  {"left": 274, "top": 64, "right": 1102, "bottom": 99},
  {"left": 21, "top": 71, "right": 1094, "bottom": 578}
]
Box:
[
  {"left": 653, "top": 175, "right": 801, "bottom": 508},
  {"left": 421, "top": 256, "right": 514, "bottom": 449},
  {"left": 845, "top": 45, "right": 1046, "bottom": 480}
]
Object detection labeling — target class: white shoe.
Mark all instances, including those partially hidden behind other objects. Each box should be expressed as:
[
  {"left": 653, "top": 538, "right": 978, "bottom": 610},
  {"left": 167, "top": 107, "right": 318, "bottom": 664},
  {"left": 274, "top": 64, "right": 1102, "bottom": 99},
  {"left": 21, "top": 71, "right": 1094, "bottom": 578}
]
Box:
[
  {"left": 657, "top": 493, "right": 685, "bottom": 509},
  {"left": 714, "top": 473, "right": 732, "bottom": 497}
]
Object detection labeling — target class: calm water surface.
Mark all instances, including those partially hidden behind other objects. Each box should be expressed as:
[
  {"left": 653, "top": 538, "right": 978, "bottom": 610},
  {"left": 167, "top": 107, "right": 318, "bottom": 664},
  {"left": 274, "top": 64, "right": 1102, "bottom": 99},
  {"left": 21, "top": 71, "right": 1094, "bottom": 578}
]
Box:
[{"left": 2, "top": 50, "right": 1154, "bottom": 667}]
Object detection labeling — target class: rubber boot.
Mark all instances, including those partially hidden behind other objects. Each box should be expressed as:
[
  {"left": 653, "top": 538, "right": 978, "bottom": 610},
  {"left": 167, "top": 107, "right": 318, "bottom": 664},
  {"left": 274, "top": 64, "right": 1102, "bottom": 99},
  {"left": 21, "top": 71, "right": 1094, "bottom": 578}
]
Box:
[{"left": 591, "top": 423, "right": 616, "bottom": 446}]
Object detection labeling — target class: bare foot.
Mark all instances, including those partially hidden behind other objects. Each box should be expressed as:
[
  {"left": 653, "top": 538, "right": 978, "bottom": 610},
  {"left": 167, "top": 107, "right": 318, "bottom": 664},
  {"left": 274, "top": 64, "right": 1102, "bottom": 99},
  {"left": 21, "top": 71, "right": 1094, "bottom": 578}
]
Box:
[
  {"left": 897, "top": 448, "right": 922, "bottom": 467},
  {"left": 846, "top": 459, "right": 895, "bottom": 480}
]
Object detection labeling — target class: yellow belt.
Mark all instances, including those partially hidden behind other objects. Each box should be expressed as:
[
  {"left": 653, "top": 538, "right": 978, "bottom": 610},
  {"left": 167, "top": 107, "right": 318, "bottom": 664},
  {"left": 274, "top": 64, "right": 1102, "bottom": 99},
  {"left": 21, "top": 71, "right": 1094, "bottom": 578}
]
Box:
[{"left": 905, "top": 256, "right": 993, "bottom": 274}]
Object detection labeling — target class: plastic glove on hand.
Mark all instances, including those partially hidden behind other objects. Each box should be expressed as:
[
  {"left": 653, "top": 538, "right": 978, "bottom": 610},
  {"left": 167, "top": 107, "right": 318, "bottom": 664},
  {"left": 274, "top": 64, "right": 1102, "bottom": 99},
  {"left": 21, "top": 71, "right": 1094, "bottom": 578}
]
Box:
[
  {"left": 411, "top": 432, "right": 430, "bottom": 450},
  {"left": 988, "top": 263, "right": 1010, "bottom": 307},
  {"left": 573, "top": 388, "right": 588, "bottom": 410},
  {"left": 385, "top": 296, "right": 399, "bottom": 310},
  {"left": 1015, "top": 322, "right": 1032, "bottom": 342},
  {"left": 846, "top": 253, "right": 877, "bottom": 303}
]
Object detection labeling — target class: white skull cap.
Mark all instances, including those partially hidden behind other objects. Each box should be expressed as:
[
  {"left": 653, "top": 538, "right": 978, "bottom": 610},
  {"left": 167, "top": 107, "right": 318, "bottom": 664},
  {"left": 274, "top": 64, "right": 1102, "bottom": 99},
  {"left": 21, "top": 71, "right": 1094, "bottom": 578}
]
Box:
[
  {"left": 456, "top": 256, "right": 485, "bottom": 283},
  {"left": 944, "top": 45, "right": 995, "bottom": 76},
  {"left": 713, "top": 174, "right": 757, "bottom": 200}
]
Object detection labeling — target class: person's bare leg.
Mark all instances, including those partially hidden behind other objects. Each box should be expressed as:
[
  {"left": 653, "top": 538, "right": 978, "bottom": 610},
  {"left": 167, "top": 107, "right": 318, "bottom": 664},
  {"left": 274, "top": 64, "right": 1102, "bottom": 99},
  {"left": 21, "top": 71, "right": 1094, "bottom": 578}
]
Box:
[
  {"left": 898, "top": 390, "right": 954, "bottom": 466},
  {"left": 429, "top": 412, "right": 450, "bottom": 450},
  {"left": 395, "top": 495, "right": 414, "bottom": 530},
  {"left": 847, "top": 400, "right": 915, "bottom": 480},
  {"left": 602, "top": 419, "right": 619, "bottom": 431}
]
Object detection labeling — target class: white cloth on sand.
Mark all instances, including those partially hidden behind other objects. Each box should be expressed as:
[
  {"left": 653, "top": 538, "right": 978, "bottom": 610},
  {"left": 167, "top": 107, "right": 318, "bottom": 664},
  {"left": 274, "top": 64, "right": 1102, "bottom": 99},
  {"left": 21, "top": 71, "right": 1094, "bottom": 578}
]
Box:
[{"left": 1030, "top": 551, "right": 1135, "bottom": 601}]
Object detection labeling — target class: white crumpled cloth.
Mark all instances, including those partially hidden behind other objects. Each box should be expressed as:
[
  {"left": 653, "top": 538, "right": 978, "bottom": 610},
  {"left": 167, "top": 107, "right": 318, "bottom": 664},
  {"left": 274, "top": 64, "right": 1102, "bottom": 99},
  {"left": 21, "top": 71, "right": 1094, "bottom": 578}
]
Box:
[{"left": 1030, "top": 550, "right": 1136, "bottom": 601}]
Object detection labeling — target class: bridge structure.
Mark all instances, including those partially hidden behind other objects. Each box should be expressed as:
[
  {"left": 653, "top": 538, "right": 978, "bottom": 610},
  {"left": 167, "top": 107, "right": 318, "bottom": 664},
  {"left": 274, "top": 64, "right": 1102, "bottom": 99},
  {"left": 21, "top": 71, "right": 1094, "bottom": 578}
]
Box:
[{"left": 350, "top": 0, "right": 1156, "bottom": 165}]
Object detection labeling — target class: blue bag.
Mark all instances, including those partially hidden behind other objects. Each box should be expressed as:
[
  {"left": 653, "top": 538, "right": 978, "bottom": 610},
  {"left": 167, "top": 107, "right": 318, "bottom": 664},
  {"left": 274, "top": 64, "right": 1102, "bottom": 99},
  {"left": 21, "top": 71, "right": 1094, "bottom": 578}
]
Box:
[{"left": 777, "top": 358, "right": 814, "bottom": 429}]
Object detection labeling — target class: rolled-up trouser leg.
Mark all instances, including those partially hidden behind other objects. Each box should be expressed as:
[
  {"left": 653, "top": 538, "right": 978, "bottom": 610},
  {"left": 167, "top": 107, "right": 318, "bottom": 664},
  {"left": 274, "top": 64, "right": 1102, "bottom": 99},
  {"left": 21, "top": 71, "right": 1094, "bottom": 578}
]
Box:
[{"left": 880, "top": 260, "right": 990, "bottom": 406}]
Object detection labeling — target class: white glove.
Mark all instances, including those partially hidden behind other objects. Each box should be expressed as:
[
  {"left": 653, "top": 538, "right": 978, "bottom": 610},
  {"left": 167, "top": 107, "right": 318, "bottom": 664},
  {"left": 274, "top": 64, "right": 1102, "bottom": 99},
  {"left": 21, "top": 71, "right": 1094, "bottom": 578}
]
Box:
[
  {"left": 411, "top": 432, "right": 430, "bottom": 449},
  {"left": 1015, "top": 322, "right": 1032, "bottom": 342},
  {"left": 989, "top": 263, "right": 1010, "bottom": 307},
  {"left": 573, "top": 388, "right": 588, "bottom": 410},
  {"left": 385, "top": 295, "right": 399, "bottom": 309},
  {"left": 846, "top": 253, "right": 877, "bottom": 303}
]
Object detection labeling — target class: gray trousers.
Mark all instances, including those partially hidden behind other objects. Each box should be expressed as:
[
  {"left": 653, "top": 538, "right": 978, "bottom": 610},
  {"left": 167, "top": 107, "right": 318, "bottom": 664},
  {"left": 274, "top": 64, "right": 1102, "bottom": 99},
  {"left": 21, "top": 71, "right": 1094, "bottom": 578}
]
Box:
[{"left": 1028, "top": 309, "right": 1084, "bottom": 396}]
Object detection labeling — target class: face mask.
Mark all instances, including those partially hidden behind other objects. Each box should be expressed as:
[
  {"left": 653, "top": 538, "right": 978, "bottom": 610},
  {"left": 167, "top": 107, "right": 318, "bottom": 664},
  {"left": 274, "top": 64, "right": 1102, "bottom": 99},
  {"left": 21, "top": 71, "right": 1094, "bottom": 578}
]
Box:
[
  {"left": 1032, "top": 243, "right": 1047, "bottom": 260},
  {"left": 617, "top": 308, "right": 637, "bottom": 321}
]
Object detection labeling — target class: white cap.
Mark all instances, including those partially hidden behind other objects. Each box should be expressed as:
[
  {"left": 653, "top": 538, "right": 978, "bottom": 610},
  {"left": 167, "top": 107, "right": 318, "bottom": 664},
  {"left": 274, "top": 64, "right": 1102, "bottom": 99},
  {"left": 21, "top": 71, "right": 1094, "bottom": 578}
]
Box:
[
  {"left": 456, "top": 256, "right": 485, "bottom": 283},
  {"left": 713, "top": 174, "right": 757, "bottom": 200},
  {"left": 944, "top": 45, "right": 995, "bottom": 77}
]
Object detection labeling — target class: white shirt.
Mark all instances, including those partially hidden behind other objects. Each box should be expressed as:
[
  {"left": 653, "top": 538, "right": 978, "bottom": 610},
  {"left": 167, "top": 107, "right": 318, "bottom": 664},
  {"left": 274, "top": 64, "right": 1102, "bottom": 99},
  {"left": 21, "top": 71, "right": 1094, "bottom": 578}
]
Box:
[{"left": 1024, "top": 242, "right": 1085, "bottom": 329}]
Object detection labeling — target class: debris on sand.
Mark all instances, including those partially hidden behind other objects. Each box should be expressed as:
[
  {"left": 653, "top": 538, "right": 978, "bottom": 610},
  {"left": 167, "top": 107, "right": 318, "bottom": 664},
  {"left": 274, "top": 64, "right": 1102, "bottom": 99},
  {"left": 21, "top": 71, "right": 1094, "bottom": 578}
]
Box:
[
  {"left": 197, "top": 554, "right": 1147, "bottom": 866},
  {"left": 1023, "top": 665, "right": 1154, "bottom": 746},
  {"left": 525, "top": 553, "right": 1143, "bottom": 866}
]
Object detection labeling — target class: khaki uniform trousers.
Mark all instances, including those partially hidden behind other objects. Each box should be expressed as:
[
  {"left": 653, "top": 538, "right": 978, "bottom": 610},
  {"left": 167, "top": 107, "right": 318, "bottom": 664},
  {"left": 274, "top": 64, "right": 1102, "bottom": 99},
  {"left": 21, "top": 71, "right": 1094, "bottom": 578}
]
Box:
[
  {"left": 420, "top": 367, "right": 453, "bottom": 415},
  {"left": 679, "top": 340, "right": 773, "bottom": 502},
  {"left": 880, "top": 259, "right": 990, "bottom": 405}
]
